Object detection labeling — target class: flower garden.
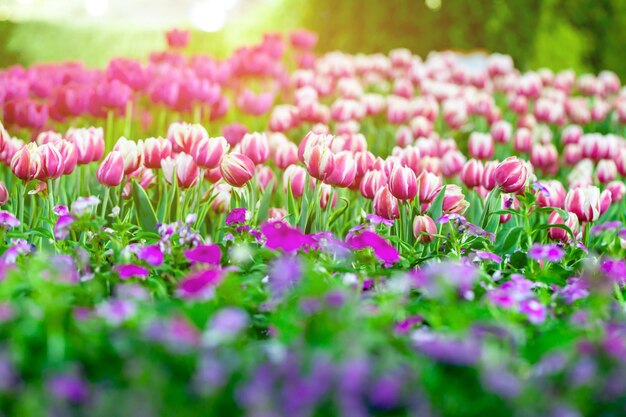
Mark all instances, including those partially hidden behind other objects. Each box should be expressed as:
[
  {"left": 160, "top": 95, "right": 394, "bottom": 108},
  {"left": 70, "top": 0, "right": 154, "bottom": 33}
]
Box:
[{"left": 0, "top": 28, "right": 626, "bottom": 416}]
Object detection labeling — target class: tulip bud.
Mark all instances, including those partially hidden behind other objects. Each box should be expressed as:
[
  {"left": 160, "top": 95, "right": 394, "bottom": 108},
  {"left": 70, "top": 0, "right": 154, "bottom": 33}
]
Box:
[
  {"left": 547, "top": 210, "right": 580, "bottom": 242},
  {"left": 563, "top": 144, "right": 582, "bottom": 166},
  {"left": 535, "top": 180, "right": 566, "bottom": 208},
  {"left": 173, "top": 153, "right": 200, "bottom": 189},
  {"left": 354, "top": 151, "right": 375, "bottom": 177},
  {"left": 220, "top": 152, "right": 255, "bottom": 187},
  {"left": 494, "top": 157, "right": 528, "bottom": 194},
  {"left": 388, "top": 164, "right": 418, "bottom": 201},
  {"left": 417, "top": 171, "right": 443, "bottom": 205},
  {"left": 395, "top": 126, "right": 413, "bottom": 147},
  {"left": 240, "top": 132, "right": 270, "bottom": 165},
  {"left": 113, "top": 137, "right": 144, "bottom": 174},
  {"left": 192, "top": 136, "right": 229, "bottom": 169},
  {"left": 96, "top": 151, "right": 125, "bottom": 187},
  {"left": 55, "top": 140, "right": 78, "bottom": 175},
  {"left": 325, "top": 151, "right": 357, "bottom": 188},
  {"left": 373, "top": 185, "right": 399, "bottom": 220},
  {"left": 11, "top": 143, "right": 42, "bottom": 181},
  {"left": 562, "top": 125, "right": 583, "bottom": 145},
  {"left": 283, "top": 165, "right": 307, "bottom": 197},
  {"left": 606, "top": 181, "right": 626, "bottom": 203},
  {"left": 167, "top": 122, "right": 208, "bottom": 154},
  {"left": 66, "top": 127, "right": 104, "bottom": 164},
  {"left": 37, "top": 143, "right": 64, "bottom": 180},
  {"left": 564, "top": 185, "right": 601, "bottom": 223},
  {"left": 442, "top": 184, "right": 469, "bottom": 214},
  {"left": 256, "top": 165, "right": 276, "bottom": 190},
  {"left": 600, "top": 189, "right": 612, "bottom": 215},
  {"left": 400, "top": 146, "right": 422, "bottom": 176},
  {"left": 412, "top": 214, "right": 437, "bottom": 243},
  {"left": 360, "top": 170, "right": 387, "bottom": 200},
  {"left": 596, "top": 159, "right": 617, "bottom": 184},
  {"left": 305, "top": 144, "right": 335, "bottom": 182},
  {"left": 143, "top": 137, "right": 172, "bottom": 169},
  {"left": 298, "top": 131, "right": 333, "bottom": 163},
  {"left": 441, "top": 150, "right": 465, "bottom": 178},
  {"left": 490, "top": 120, "right": 512, "bottom": 143},
  {"left": 420, "top": 156, "right": 441, "bottom": 176},
  {"left": 0, "top": 181, "right": 8, "bottom": 205},
  {"left": 460, "top": 159, "right": 484, "bottom": 189},
  {"left": 468, "top": 132, "right": 494, "bottom": 160},
  {"left": 274, "top": 141, "right": 298, "bottom": 169},
  {"left": 513, "top": 128, "right": 533, "bottom": 153}
]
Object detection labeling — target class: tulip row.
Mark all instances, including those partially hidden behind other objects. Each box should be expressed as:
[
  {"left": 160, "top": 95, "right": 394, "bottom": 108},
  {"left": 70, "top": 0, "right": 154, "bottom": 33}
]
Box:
[{"left": 0, "top": 28, "right": 626, "bottom": 416}]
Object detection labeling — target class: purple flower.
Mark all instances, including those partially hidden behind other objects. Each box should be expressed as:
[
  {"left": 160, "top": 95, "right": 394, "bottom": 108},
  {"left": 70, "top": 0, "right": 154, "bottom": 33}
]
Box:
[
  {"left": 346, "top": 230, "right": 399, "bottom": 266},
  {"left": 0, "top": 211, "right": 19, "bottom": 229},
  {"left": 528, "top": 244, "right": 565, "bottom": 262},
  {"left": 474, "top": 250, "right": 502, "bottom": 263},
  {"left": 145, "top": 317, "right": 200, "bottom": 350},
  {"left": 53, "top": 205, "right": 69, "bottom": 216},
  {"left": 54, "top": 214, "right": 75, "bottom": 240},
  {"left": 601, "top": 258, "right": 626, "bottom": 282},
  {"left": 137, "top": 244, "right": 163, "bottom": 267},
  {"left": 394, "top": 315, "right": 423, "bottom": 334},
  {"left": 226, "top": 208, "right": 247, "bottom": 226},
  {"left": 365, "top": 213, "right": 394, "bottom": 227},
  {"left": 204, "top": 307, "right": 249, "bottom": 345},
  {"left": 70, "top": 196, "right": 100, "bottom": 216},
  {"left": 412, "top": 329, "right": 481, "bottom": 365},
  {"left": 96, "top": 299, "right": 136, "bottom": 325},
  {"left": 481, "top": 367, "right": 521, "bottom": 399},
  {"left": 184, "top": 244, "right": 221, "bottom": 265},
  {"left": 560, "top": 277, "right": 589, "bottom": 303},
  {"left": 177, "top": 269, "right": 223, "bottom": 300},
  {"left": 115, "top": 264, "right": 150, "bottom": 280},
  {"left": 47, "top": 372, "right": 89, "bottom": 403},
  {"left": 533, "top": 181, "right": 551, "bottom": 197},
  {"left": 48, "top": 255, "right": 80, "bottom": 284},
  {"left": 262, "top": 221, "right": 311, "bottom": 252},
  {"left": 268, "top": 255, "right": 303, "bottom": 298},
  {"left": 519, "top": 298, "right": 547, "bottom": 324}
]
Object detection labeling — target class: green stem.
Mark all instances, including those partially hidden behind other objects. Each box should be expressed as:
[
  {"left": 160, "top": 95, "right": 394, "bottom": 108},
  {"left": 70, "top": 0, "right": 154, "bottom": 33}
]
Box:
[{"left": 100, "top": 187, "right": 110, "bottom": 219}]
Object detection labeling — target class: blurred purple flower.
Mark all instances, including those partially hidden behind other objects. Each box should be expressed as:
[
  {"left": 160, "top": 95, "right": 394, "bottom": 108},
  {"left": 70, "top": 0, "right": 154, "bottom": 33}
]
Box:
[
  {"left": 53, "top": 205, "right": 69, "bottom": 216},
  {"left": 96, "top": 299, "right": 136, "bottom": 325},
  {"left": 560, "top": 277, "right": 589, "bottom": 303},
  {"left": 268, "top": 255, "right": 302, "bottom": 299},
  {"left": 519, "top": 298, "right": 547, "bottom": 324},
  {"left": 0, "top": 211, "right": 19, "bottom": 229},
  {"left": 47, "top": 372, "right": 89, "bottom": 403},
  {"left": 177, "top": 269, "right": 223, "bottom": 300},
  {"left": 184, "top": 244, "right": 221, "bottom": 265},
  {"left": 49, "top": 255, "right": 80, "bottom": 284},
  {"left": 474, "top": 250, "right": 502, "bottom": 263},
  {"left": 226, "top": 207, "right": 247, "bottom": 225},
  {"left": 365, "top": 213, "right": 394, "bottom": 227},
  {"left": 346, "top": 230, "right": 399, "bottom": 266},
  {"left": 70, "top": 196, "right": 100, "bottom": 216},
  {"left": 601, "top": 258, "right": 626, "bottom": 283},
  {"left": 533, "top": 181, "right": 551, "bottom": 197},
  {"left": 137, "top": 244, "right": 163, "bottom": 267},
  {"left": 412, "top": 329, "right": 481, "bottom": 365},
  {"left": 54, "top": 214, "right": 75, "bottom": 240},
  {"left": 115, "top": 264, "right": 149, "bottom": 280},
  {"left": 528, "top": 244, "right": 565, "bottom": 262},
  {"left": 481, "top": 367, "right": 521, "bottom": 398},
  {"left": 394, "top": 315, "right": 423, "bottom": 334}
]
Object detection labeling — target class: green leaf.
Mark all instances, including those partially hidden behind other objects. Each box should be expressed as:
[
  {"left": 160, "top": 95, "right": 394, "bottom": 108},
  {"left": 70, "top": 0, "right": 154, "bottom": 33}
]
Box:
[
  {"left": 328, "top": 197, "right": 350, "bottom": 228},
  {"left": 131, "top": 180, "right": 158, "bottom": 232},
  {"left": 287, "top": 179, "right": 298, "bottom": 226},
  {"left": 497, "top": 226, "right": 524, "bottom": 254},
  {"left": 255, "top": 180, "right": 274, "bottom": 224},
  {"left": 427, "top": 185, "right": 447, "bottom": 220},
  {"left": 532, "top": 223, "right": 575, "bottom": 239}
]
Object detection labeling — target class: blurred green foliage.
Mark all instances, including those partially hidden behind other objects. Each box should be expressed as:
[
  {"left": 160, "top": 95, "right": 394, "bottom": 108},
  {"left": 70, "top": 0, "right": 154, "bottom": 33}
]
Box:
[{"left": 1, "top": 0, "right": 626, "bottom": 77}]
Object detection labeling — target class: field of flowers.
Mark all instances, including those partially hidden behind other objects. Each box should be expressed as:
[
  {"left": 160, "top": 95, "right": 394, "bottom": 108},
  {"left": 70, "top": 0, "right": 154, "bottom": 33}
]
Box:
[{"left": 0, "top": 28, "right": 625, "bottom": 416}]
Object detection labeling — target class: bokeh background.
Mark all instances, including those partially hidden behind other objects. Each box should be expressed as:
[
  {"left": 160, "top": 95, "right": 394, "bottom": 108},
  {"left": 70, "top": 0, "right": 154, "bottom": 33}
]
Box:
[{"left": 1, "top": 0, "right": 625, "bottom": 77}]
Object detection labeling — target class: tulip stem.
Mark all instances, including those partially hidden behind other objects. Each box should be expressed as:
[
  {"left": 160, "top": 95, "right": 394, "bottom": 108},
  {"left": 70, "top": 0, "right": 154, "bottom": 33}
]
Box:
[
  {"left": 46, "top": 179, "right": 55, "bottom": 218},
  {"left": 101, "top": 187, "right": 110, "bottom": 220},
  {"left": 19, "top": 182, "right": 25, "bottom": 232}
]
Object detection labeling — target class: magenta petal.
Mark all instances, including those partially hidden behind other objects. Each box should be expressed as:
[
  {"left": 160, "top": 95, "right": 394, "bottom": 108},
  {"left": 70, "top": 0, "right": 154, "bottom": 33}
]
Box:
[
  {"left": 177, "top": 269, "right": 222, "bottom": 300},
  {"left": 138, "top": 244, "right": 163, "bottom": 267},
  {"left": 115, "top": 264, "right": 150, "bottom": 280},
  {"left": 184, "top": 244, "right": 221, "bottom": 265}
]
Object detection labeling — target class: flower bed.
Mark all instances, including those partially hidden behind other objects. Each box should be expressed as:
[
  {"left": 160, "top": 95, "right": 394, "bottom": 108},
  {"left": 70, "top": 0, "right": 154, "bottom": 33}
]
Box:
[{"left": 0, "top": 29, "right": 625, "bottom": 416}]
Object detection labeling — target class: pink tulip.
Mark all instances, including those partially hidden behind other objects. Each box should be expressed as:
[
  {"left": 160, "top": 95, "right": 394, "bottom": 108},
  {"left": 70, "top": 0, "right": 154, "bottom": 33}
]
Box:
[
  {"left": 0, "top": 181, "right": 7, "bottom": 205},
  {"left": 513, "top": 128, "right": 533, "bottom": 154},
  {"left": 222, "top": 123, "right": 249, "bottom": 146},
  {"left": 530, "top": 143, "right": 558, "bottom": 175},
  {"left": 143, "top": 137, "right": 172, "bottom": 169},
  {"left": 37, "top": 143, "right": 64, "bottom": 180},
  {"left": 373, "top": 185, "right": 399, "bottom": 220},
  {"left": 387, "top": 164, "right": 418, "bottom": 201},
  {"left": 304, "top": 144, "right": 335, "bottom": 182},
  {"left": 66, "top": 127, "right": 105, "bottom": 164},
  {"left": 494, "top": 157, "right": 528, "bottom": 194},
  {"left": 272, "top": 141, "right": 298, "bottom": 170},
  {"left": 417, "top": 171, "right": 443, "bottom": 205},
  {"left": 461, "top": 159, "right": 484, "bottom": 189},
  {"left": 240, "top": 132, "right": 270, "bottom": 165},
  {"left": 113, "top": 137, "right": 144, "bottom": 175},
  {"left": 547, "top": 211, "right": 580, "bottom": 242},
  {"left": 283, "top": 165, "right": 307, "bottom": 197},
  {"left": 562, "top": 125, "right": 583, "bottom": 145},
  {"left": 467, "top": 132, "right": 494, "bottom": 160},
  {"left": 96, "top": 151, "right": 125, "bottom": 187},
  {"left": 56, "top": 140, "right": 78, "bottom": 175},
  {"left": 298, "top": 131, "right": 333, "bottom": 163},
  {"left": 360, "top": 170, "right": 387, "bottom": 200},
  {"left": 441, "top": 150, "right": 465, "bottom": 178},
  {"left": 325, "top": 151, "right": 357, "bottom": 188},
  {"left": 354, "top": 151, "right": 375, "bottom": 177},
  {"left": 564, "top": 185, "right": 601, "bottom": 223},
  {"left": 442, "top": 184, "right": 469, "bottom": 215},
  {"left": 166, "top": 28, "right": 190, "bottom": 49},
  {"left": 319, "top": 183, "right": 337, "bottom": 209},
  {"left": 499, "top": 194, "right": 519, "bottom": 224},
  {"left": 167, "top": 122, "right": 208, "bottom": 154},
  {"left": 400, "top": 146, "right": 422, "bottom": 176},
  {"left": 600, "top": 189, "right": 612, "bottom": 215},
  {"left": 395, "top": 126, "right": 413, "bottom": 147},
  {"left": 412, "top": 214, "right": 437, "bottom": 243},
  {"left": 606, "top": 181, "right": 626, "bottom": 203},
  {"left": 596, "top": 159, "right": 617, "bottom": 184},
  {"left": 535, "top": 180, "right": 566, "bottom": 208},
  {"left": 220, "top": 152, "right": 255, "bottom": 187},
  {"left": 36, "top": 130, "right": 63, "bottom": 145},
  {"left": 490, "top": 120, "right": 512, "bottom": 143},
  {"left": 269, "top": 105, "right": 299, "bottom": 132},
  {"left": 10, "top": 143, "right": 41, "bottom": 181},
  {"left": 237, "top": 89, "right": 274, "bottom": 116},
  {"left": 192, "top": 136, "right": 229, "bottom": 169},
  {"left": 563, "top": 144, "right": 582, "bottom": 166}
]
